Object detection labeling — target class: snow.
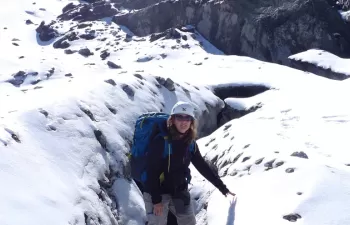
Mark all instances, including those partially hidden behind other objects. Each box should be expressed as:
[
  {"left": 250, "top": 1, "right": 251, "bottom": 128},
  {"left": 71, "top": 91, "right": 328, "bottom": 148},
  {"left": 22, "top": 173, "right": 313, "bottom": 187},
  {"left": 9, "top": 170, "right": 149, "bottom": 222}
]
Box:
[
  {"left": 1, "top": 0, "right": 350, "bottom": 225},
  {"left": 205, "top": 165, "right": 350, "bottom": 225},
  {"left": 289, "top": 49, "right": 350, "bottom": 76},
  {"left": 194, "top": 76, "right": 350, "bottom": 224},
  {"left": 224, "top": 96, "right": 261, "bottom": 111},
  {"left": 340, "top": 10, "right": 350, "bottom": 22}
]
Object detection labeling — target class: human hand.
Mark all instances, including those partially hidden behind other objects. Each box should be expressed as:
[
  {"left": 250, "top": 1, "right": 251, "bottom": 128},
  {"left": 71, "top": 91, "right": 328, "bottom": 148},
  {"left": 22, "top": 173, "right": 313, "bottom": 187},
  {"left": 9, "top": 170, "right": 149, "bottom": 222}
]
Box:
[
  {"left": 225, "top": 191, "right": 237, "bottom": 201},
  {"left": 225, "top": 191, "right": 236, "bottom": 198},
  {"left": 153, "top": 203, "right": 163, "bottom": 216},
  {"left": 225, "top": 190, "right": 237, "bottom": 203}
]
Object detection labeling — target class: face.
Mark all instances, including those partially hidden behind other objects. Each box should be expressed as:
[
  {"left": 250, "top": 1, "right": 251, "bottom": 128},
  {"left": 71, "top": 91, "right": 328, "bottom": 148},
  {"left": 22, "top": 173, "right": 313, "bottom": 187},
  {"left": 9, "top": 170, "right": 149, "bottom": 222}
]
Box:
[{"left": 173, "top": 114, "right": 193, "bottom": 134}]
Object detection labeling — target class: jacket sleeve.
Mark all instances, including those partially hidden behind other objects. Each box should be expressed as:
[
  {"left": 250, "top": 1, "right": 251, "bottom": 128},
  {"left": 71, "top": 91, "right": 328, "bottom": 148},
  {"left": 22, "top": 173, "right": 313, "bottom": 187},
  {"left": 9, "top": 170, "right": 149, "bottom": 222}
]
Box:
[
  {"left": 191, "top": 142, "right": 229, "bottom": 196},
  {"left": 144, "top": 136, "right": 165, "bottom": 204}
]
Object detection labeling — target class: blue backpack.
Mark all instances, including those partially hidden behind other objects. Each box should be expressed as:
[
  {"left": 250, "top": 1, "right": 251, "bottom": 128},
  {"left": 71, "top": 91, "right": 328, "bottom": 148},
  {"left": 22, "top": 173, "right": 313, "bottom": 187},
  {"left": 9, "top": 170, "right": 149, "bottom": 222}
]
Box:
[{"left": 129, "top": 112, "right": 196, "bottom": 187}]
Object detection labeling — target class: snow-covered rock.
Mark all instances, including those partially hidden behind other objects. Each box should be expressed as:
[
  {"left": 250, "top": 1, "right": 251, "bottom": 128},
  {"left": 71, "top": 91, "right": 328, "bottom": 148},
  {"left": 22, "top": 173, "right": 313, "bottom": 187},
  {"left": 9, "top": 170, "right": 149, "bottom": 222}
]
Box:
[{"left": 288, "top": 49, "right": 350, "bottom": 80}]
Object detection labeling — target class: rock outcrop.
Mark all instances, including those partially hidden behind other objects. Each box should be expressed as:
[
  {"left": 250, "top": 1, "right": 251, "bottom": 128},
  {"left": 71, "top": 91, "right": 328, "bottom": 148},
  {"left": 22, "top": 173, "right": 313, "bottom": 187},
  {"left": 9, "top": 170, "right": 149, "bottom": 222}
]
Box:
[
  {"left": 217, "top": 102, "right": 262, "bottom": 127},
  {"left": 113, "top": 0, "right": 161, "bottom": 10},
  {"left": 197, "top": 100, "right": 225, "bottom": 138},
  {"left": 212, "top": 84, "right": 269, "bottom": 126},
  {"left": 112, "top": 0, "right": 350, "bottom": 64},
  {"left": 57, "top": 1, "right": 118, "bottom": 22},
  {"left": 327, "top": 0, "right": 350, "bottom": 10}
]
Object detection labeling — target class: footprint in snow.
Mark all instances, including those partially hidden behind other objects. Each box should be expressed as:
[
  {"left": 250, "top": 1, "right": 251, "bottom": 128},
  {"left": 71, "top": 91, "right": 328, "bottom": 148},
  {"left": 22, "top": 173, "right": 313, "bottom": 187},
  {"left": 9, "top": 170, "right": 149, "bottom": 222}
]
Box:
[
  {"left": 105, "top": 102, "right": 117, "bottom": 114},
  {"left": 104, "top": 79, "right": 116, "bottom": 86},
  {"left": 291, "top": 151, "right": 308, "bottom": 159},
  {"left": 283, "top": 213, "right": 302, "bottom": 222},
  {"left": 242, "top": 156, "right": 251, "bottom": 162},
  {"left": 230, "top": 152, "right": 243, "bottom": 165},
  {"left": 38, "top": 108, "right": 49, "bottom": 117},
  {"left": 0, "top": 137, "right": 7, "bottom": 146},
  {"left": 255, "top": 157, "right": 264, "bottom": 165},
  {"left": 205, "top": 137, "right": 216, "bottom": 147},
  {"left": 137, "top": 80, "right": 144, "bottom": 86},
  {"left": 122, "top": 84, "right": 135, "bottom": 99},
  {"left": 133, "top": 74, "right": 144, "bottom": 80},
  {"left": 46, "top": 124, "right": 57, "bottom": 131},
  {"left": 94, "top": 129, "right": 109, "bottom": 152},
  {"left": 79, "top": 105, "right": 96, "bottom": 122},
  {"left": 25, "top": 10, "right": 35, "bottom": 15},
  {"left": 223, "top": 124, "right": 232, "bottom": 131},
  {"left": 243, "top": 144, "right": 250, "bottom": 149},
  {"left": 264, "top": 158, "right": 285, "bottom": 171},
  {"left": 285, "top": 168, "right": 295, "bottom": 173},
  {"left": 4, "top": 127, "right": 21, "bottom": 143}
]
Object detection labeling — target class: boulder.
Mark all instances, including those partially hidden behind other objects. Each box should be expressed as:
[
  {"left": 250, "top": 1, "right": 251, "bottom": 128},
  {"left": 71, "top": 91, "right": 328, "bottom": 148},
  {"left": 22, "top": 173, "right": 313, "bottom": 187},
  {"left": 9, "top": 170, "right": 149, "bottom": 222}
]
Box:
[
  {"left": 36, "top": 21, "right": 58, "bottom": 42},
  {"left": 53, "top": 38, "right": 70, "bottom": 49},
  {"left": 107, "top": 61, "right": 121, "bottom": 69},
  {"left": 78, "top": 47, "right": 94, "bottom": 57},
  {"left": 62, "top": 2, "right": 76, "bottom": 13}
]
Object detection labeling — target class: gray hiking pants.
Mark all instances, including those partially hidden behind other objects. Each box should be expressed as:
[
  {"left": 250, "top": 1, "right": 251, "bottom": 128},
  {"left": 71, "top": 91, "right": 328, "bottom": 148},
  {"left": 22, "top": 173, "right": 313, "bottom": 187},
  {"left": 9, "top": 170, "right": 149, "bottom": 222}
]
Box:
[{"left": 143, "top": 192, "right": 196, "bottom": 225}]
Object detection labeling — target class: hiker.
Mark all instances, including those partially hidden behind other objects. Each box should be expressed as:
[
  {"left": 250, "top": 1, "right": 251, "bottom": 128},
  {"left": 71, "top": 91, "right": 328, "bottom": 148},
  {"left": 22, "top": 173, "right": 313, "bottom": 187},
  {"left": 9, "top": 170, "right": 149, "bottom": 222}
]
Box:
[{"left": 143, "top": 101, "right": 235, "bottom": 225}]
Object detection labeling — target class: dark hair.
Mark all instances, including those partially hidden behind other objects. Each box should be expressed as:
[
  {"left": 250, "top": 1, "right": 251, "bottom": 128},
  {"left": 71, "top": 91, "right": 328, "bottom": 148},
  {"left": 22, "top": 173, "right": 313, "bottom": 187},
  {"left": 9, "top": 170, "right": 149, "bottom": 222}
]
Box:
[{"left": 167, "top": 115, "right": 197, "bottom": 145}]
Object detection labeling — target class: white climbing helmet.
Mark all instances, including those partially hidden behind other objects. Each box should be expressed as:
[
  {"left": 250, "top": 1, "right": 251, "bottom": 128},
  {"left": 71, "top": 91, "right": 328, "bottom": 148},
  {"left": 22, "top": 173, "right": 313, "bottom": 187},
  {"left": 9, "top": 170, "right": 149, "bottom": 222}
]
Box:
[{"left": 170, "top": 101, "right": 195, "bottom": 118}]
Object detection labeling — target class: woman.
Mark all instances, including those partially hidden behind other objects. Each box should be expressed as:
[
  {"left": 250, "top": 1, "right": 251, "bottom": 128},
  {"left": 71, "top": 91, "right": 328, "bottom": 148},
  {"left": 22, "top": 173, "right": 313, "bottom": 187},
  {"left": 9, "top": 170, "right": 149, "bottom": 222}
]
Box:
[{"left": 143, "top": 101, "right": 235, "bottom": 225}]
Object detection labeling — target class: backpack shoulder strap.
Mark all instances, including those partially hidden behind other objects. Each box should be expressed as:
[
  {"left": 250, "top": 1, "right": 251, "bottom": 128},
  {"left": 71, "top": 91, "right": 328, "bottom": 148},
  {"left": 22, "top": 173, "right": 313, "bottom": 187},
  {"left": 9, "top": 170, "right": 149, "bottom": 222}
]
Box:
[
  {"left": 184, "top": 141, "right": 196, "bottom": 184},
  {"left": 151, "top": 122, "right": 172, "bottom": 173},
  {"left": 163, "top": 136, "right": 172, "bottom": 173},
  {"left": 189, "top": 140, "right": 196, "bottom": 155}
]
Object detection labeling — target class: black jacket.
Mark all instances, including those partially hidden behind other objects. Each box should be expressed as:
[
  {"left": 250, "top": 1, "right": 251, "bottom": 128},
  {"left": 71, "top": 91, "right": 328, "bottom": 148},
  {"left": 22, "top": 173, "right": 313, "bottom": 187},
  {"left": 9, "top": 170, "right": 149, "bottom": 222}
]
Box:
[{"left": 144, "top": 123, "right": 229, "bottom": 204}]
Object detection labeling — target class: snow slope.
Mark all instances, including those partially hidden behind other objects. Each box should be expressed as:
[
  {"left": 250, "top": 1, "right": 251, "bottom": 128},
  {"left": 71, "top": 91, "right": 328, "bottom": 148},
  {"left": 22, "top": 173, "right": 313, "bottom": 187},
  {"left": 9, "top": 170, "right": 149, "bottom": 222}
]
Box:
[
  {"left": 195, "top": 83, "right": 350, "bottom": 224},
  {"left": 1, "top": 0, "right": 350, "bottom": 225},
  {"left": 0, "top": 1, "right": 220, "bottom": 225}
]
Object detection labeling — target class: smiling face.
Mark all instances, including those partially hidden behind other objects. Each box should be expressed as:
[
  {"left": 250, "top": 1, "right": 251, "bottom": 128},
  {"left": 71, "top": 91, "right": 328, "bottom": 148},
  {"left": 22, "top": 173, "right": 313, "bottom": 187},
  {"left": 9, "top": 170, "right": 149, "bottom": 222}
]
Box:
[{"left": 173, "top": 114, "right": 193, "bottom": 134}]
